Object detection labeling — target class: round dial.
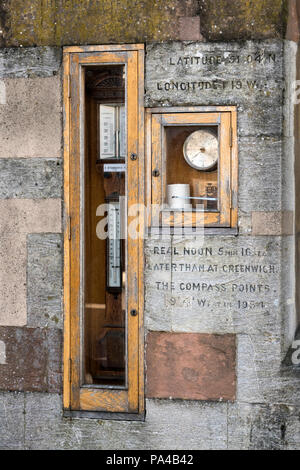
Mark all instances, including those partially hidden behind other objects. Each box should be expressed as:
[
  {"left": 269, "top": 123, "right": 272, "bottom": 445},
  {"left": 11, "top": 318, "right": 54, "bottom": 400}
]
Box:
[{"left": 183, "top": 129, "right": 218, "bottom": 171}]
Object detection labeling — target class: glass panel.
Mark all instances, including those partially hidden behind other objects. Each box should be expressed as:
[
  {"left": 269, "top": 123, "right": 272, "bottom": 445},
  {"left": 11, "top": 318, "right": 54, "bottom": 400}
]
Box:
[
  {"left": 83, "top": 65, "right": 126, "bottom": 387},
  {"left": 165, "top": 126, "right": 219, "bottom": 212}
]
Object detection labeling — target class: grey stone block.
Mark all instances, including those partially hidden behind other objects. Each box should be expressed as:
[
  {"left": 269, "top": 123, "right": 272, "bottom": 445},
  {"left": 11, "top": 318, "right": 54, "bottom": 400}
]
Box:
[
  {"left": 8, "top": 393, "right": 300, "bottom": 450},
  {"left": 228, "top": 402, "right": 300, "bottom": 450},
  {"left": 238, "top": 136, "right": 282, "bottom": 212},
  {"left": 248, "top": 404, "right": 299, "bottom": 450},
  {"left": 140, "top": 399, "right": 228, "bottom": 450},
  {"left": 24, "top": 393, "right": 75, "bottom": 450},
  {"left": 0, "top": 199, "right": 61, "bottom": 327},
  {"left": 0, "top": 47, "right": 62, "bottom": 78},
  {"left": 282, "top": 137, "right": 295, "bottom": 211},
  {"left": 280, "top": 236, "right": 297, "bottom": 355},
  {"left": 283, "top": 40, "right": 297, "bottom": 140},
  {"left": 236, "top": 333, "right": 278, "bottom": 403},
  {"left": 227, "top": 402, "right": 253, "bottom": 450},
  {"left": 145, "top": 235, "right": 281, "bottom": 336},
  {"left": 24, "top": 393, "right": 228, "bottom": 450},
  {"left": 285, "top": 409, "right": 300, "bottom": 450},
  {"left": 145, "top": 40, "right": 284, "bottom": 136},
  {"left": 0, "top": 158, "right": 62, "bottom": 199},
  {"left": 27, "top": 234, "right": 63, "bottom": 329},
  {"left": 0, "top": 391, "right": 25, "bottom": 449},
  {"left": 0, "top": 76, "right": 62, "bottom": 158},
  {"left": 237, "top": 333, "right": 300, "bottom": 405},
  {"left": 72, "top": 399, "right": 228, "bottom": 450},
  {"left": 145, "top": 238, "right": 173, "bottom": 331}
]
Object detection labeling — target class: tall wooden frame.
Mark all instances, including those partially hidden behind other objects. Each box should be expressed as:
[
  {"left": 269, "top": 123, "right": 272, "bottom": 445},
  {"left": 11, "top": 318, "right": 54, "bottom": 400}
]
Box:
[
  {"left": 146, "top": 107, "right": 238, "bottom": 228},
  {"left": 63, "top": 45, "right": 145, "bottom": 416}
]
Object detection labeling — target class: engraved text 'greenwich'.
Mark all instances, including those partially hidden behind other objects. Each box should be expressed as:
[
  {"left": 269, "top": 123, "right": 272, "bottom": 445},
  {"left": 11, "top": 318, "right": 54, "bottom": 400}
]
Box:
[{"left": 146, "top": 243, "right": 279, "bottom": 312}]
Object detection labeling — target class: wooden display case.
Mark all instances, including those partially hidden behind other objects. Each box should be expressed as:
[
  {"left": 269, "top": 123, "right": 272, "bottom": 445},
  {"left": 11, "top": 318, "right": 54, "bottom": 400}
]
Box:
[{"left": 146, "top": 107, "right": 238, "bottom": 228}]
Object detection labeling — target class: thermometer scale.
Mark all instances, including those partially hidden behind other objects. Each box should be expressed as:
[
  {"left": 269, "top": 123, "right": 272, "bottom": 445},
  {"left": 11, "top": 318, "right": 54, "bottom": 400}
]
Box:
[{"left": 107, "top": 200, "right": 122, "bottom": 291}]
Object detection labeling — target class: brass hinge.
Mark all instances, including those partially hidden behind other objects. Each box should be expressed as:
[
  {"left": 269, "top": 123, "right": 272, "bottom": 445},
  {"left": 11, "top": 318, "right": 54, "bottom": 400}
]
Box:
[
  {"left": 69, "top": 358, "right": 72, "bottom": 383},
  {"left": 68, "top": 215, "right": 71, "bottom": 241},
  {"left": 67, "top": 74, "right": 71, "bottom": 99}
]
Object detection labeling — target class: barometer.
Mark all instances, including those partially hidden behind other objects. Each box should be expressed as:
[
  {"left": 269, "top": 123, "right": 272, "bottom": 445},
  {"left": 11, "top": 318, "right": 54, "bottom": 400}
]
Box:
[{"left": 183, "top": 129, "right": 218, "bottom": 171}]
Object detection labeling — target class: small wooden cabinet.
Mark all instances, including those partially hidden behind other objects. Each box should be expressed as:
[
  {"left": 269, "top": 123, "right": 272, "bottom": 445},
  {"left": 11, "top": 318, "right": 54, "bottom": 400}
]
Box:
[{"left": 146, "top": 107, "right": 238, "bottom": 229}]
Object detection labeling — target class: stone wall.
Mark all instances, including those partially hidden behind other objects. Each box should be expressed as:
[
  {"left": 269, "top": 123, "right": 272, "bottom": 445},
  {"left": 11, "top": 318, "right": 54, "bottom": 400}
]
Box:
[
  {"left": 0, "top": 0, "right": 299, "bottom": 450},
  {"left": 0, "top": 0, "right": 288, "bottom": 47}
]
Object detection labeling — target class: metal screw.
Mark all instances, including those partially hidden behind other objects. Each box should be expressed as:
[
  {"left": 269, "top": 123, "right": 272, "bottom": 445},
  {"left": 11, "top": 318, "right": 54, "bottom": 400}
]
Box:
[
  {"left": 130, "top": 309, "right": 138, "bottom": 317},
  {"left": 152, "top": 168, "right": 160, "bottom": 177},
  {"left": 130, "top": 153, "right": 137, "bottom": 161}
]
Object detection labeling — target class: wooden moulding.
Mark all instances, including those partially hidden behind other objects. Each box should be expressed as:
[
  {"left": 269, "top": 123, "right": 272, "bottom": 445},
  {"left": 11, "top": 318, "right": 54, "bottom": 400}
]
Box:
[{"left": 63, "top": 45, "right": 145, "bottom": 416}]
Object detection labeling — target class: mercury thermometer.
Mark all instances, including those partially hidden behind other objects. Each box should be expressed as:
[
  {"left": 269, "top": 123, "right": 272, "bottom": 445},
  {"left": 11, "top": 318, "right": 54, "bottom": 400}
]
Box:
[{"left": 107, "top": 201, "right": 122, "bottom": 291}]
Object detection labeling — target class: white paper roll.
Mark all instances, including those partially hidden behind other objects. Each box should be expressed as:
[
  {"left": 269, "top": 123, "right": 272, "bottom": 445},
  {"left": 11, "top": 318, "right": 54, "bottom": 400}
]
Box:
[{"left": 167, "top": 184, "right": 192, "bottom": 210}]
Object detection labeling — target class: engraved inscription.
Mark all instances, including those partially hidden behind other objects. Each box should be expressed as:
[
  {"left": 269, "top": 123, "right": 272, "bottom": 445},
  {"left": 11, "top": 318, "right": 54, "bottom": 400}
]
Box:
[
  {"left": 156, "top": 79, "right": 267, "bottom": 92},
  {"left": 168, "top": 51, "right": 277, "bottom": 67},
  {"left": 146, "top": 42, "right": 283, "bottom": 113},
  {"left": 145, "top": 241, "right": 279, "bottom": 315},
  {"left": 153, "top": 49, "right": 279, "bottom": 94}
]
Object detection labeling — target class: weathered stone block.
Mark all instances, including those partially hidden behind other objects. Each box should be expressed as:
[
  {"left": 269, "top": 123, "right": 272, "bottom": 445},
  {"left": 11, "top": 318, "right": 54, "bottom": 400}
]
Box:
[
  {"left": 0, "top": 158, "right": 62, "bottom": 198},
  {"left": 236, "top": 333, "right": 274, "bottom": 403},
  {"left": 0, "top": 235, "right": 27, "bottom": 327},
  {"left": 283, "top": 41, "right": 297, "bottom": 139},
  {"left": 252, "top": 211, "right": 294, "bottom": 235},
  {"left": 0, "top": 0, "right": 200, "bottom": 47},
  {"left": 145, "top": 41, "right": 284, "bottom": 136},
  {"left": 24, "top": 393, "right": 228, "bottom": 450},
  {"left": 0, "top": 199, "right": 62, "bottom": 235},
  {"left": 21, "top": 393, "right": 300, "bottom": 450},
  {"left": 282, "top": 136, "right": 295, "bottom": 211},
  {"left": 0, "top": 391, "right": 25, "bottom": 450},
  {"left": 0, "top": 0, "right": 287, "bottom": 47},
  {"left": 0, "top": 76, "right": 62, "bottom": 158},
  {"left": 0, "top": 340, "right": 6, "bottom": 364},
  {"left": 27, "top": 234, "right": 63, "bottom": 329},
  {"left": 140, "top": 399, "right": 228, "bottom": 450},
  {"left": 286, "top": 0, "right": 300, "bottom": 42},
  {"left": 285, "top": 408, "right": 300, "bottom": 450},
  {"left": 179, "top": 17, "right": 203, "bottom": 41},
  {"left": 248, "top": 404, "right": 298, "bottom": 450},
  {"left": 0, "top": 47, "right": 61, "bottom": 78},
  {"left": 238, "top": 215, "right": 252, "bottom": 234},
  {"left": 228, "top": 402, "right": 300, "bottom": 450},
  {"left": 227, "top": 402, "right": 253, "bottom": 450},
  {"left": 198, "top": 0, "right": 287, "bottom": 41},
  {"left": 238, "top": 137, "right": 282, "bottom": 212},
  {"left": 274, "top": 235, "right": 296, "bottom": 357},
  {"left": 0, "top": 326, "right": 62, "bottom": 393},
  {"left": 237, "top": 333, "right": 300, "bottom": 405},
  {"left": 144, "top": 238, "right": 173, "bottom": 331},
  {"left": 146, "top": 331, "right": 236, "bottom": 400},
  {"left": 24, "top": 393, "right": 74, "bottom": 450},
  {"left": 0, "top": 199, "right": 61, "bottom": 326},
  {"left": 145, "top": 236, "right": 281, "bottom": 336}
]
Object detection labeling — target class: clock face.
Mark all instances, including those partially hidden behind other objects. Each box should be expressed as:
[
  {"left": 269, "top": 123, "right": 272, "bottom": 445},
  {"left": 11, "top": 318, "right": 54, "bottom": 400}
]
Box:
[{"left": 183, "top": 129, "right": 218, "bottom": 171}]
